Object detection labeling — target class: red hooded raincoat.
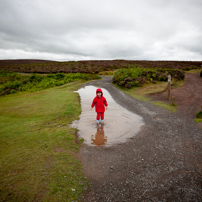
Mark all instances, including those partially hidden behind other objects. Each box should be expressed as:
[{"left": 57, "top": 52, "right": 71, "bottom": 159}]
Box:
[{"left": 91, "top": 88, "right": 108, "bottom": 113}]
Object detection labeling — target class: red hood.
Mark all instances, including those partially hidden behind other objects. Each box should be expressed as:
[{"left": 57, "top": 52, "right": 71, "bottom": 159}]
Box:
[{"left": 96, "top": 88, "right": 103, "bottom": 96}]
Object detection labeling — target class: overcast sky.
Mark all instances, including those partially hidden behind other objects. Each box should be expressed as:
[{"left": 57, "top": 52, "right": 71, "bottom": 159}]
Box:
[{"left": 0, "top": 0, "right": 202, "bottom": 61}]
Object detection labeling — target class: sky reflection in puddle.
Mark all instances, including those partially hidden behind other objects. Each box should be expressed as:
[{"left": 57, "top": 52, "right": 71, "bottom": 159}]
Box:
[{"left": 71, "top": 86, "right": 144, "bottom": 147}]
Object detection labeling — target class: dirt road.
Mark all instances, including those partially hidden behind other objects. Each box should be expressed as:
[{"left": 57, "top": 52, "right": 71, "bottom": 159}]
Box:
[{"left": 79, "top": 75, "right": 202, "bottom": 202}]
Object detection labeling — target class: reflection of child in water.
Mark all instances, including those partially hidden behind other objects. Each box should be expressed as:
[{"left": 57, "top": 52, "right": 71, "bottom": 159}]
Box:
[
  {"left": 91, "top": 127, "right": 107, "bottom": 146},
  {"left": 91, "top": 88, "right": 108, "bottom": 124}
]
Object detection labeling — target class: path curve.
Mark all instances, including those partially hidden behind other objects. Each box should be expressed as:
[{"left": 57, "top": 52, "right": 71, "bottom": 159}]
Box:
[{"left": 79, "top": 76, "right": 202, "bottom": 202}]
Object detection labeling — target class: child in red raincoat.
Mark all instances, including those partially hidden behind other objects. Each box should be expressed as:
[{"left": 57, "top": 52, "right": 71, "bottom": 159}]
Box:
[{"left": 91, "top": 88, "right": 108, "bottom": 124}]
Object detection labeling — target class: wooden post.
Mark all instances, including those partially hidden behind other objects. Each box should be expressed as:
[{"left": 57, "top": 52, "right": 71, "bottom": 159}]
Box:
[{"left": 167, "top": 75, "right": 171, "bottom": 100}]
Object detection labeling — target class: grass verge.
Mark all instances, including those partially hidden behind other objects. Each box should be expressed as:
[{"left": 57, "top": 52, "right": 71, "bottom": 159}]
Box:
[
  {"left": 185, "top": 69, "right": 202, "bottom": 74},
  {"left": 194, "top": 118, "right": 202, "bottom": 124},
  {"left": 0, "top": 80, "right": 88, "bottom": 201}
]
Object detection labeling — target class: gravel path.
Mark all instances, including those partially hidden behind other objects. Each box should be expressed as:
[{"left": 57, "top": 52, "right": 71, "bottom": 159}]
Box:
[{"left": 79, "top": 76, "right": 202, "bottom": 202}]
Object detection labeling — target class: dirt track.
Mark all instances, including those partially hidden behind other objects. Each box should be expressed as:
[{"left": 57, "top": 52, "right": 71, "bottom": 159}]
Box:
[{"left": 79, "top": 75, "right": 202, "bottom": 202}]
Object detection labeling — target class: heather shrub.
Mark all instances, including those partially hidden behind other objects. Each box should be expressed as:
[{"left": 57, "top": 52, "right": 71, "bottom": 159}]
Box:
[
  {"left": 196, "top": 111, "right": 202, "bottom": 118},
  {"left": 112, "top": 67, "right": 185, "bottom": 89}
]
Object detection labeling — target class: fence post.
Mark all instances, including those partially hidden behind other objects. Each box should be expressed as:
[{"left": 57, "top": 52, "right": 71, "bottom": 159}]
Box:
[{"left": 167, "top": 74, "right": 172, "bottom": 100}]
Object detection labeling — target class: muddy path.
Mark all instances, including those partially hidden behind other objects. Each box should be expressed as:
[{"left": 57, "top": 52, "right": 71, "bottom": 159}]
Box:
[{"left": 77, "top": 76, "right": 202, "bottom": 202}]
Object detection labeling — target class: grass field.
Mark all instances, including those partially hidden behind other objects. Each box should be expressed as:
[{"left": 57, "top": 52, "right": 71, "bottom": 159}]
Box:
[{"left": 0, "top": 80, "right": 89, "bottom": 201}]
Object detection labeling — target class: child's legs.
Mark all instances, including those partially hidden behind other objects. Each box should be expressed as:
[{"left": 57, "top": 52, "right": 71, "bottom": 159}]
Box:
[
  {"left": 96, "top": 112, "right": 101, "bottom": 120},
  {"left": 101, "top": 112, "right": 104, "bottom": 120}
]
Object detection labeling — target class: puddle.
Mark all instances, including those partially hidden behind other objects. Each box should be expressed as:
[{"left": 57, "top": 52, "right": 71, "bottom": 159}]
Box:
[{"left": 71, "top": 86, "right": 144, "bottom": 147}]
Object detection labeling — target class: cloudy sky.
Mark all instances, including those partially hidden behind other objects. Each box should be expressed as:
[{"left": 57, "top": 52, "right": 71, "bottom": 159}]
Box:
[{"left": 0, "top": 0, "right": 202, "bottom": 61}]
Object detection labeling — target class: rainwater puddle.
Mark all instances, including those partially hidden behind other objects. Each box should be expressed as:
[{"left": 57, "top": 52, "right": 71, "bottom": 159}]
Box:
[{"left": 71, "top": 86, "right": 144, "bottom": 147}]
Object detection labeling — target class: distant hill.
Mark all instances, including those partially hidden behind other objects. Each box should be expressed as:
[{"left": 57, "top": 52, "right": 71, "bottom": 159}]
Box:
[
  {"left": 0, "top": 59, "right": 201, "bottom": 73},
  {"left": 0, "top": 59, "right": 54, "bottom": 65}
]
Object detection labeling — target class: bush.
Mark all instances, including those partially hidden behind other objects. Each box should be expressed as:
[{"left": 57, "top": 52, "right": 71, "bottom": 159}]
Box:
[
  {"left": 167, "top": 69, "right": 185, "bottom": 80},
  {"left": 47, "top": 74, "right": 55, "bottom": 79},
  {"left": 29, "top": 74, "right": 43, "bottom": 82},
  {"left": 0, "top": 80, "right": 22, "bottom": 95},
  {"left": 55, "top": 73, "right": 65, "bottom": 80},
  {"left": 0, "top": 71, "right": 17, "bottom": 77},
  {"left": 196, "top": 111, "right": 202, "bottom": 118},
  {"left": 112, "top": 67, "right": 185, "bottom": 89},
  {"left": 113, "top": 68, "right": 142, "bottom": 83},
  {"left": 3, "top": 80, "right": 22, "bottom": 89}
]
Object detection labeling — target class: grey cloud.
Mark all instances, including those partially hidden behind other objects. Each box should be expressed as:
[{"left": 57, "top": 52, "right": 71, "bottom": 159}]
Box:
[{"left": 0, "top": 0, "right": 201, "bottom": 60}]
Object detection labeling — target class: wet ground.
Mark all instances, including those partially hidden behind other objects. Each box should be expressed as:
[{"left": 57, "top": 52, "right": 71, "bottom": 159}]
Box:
[
  {"left": 71, "top": 86, "right": 144, "bottom": 147},
  {"left": 76, "top": 76, "right": 202, "bottom": 202}
]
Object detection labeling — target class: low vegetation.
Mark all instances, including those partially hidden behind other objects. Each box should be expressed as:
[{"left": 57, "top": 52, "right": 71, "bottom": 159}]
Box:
[
  {"left": 0, "top": 80, "right": 89, "bottom": 201},
  {"left": 0, "top": 71, "right": 100, "bottom": 96},
  {"left": 196, "top": 110, "right": 202, "bottom": 118},
  {"left": 194, "top": 118, "right": 202, "bottom": 124},
  {"left": 194, "top": 109, "right": 202, "bottom": 123},
  {"left": 112, "top": 66, "right": 184, "bottom": 89},
  {"left": 185, "top": 69, "right": 202, "bottom": 74}
]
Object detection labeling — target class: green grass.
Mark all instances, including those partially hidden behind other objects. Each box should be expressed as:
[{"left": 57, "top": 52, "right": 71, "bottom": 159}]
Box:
[
  {"left": 150, "top": 101, "right": 177, "bottom": 112},
  {"left": 194, "top": 118, "right": 202, "bottom": 123},
  {"left": 0, "top": 80, "right": 89, "bottom": 201},
  {"left": 185, "top": 69, "right": 202, "bottom": 74}
]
